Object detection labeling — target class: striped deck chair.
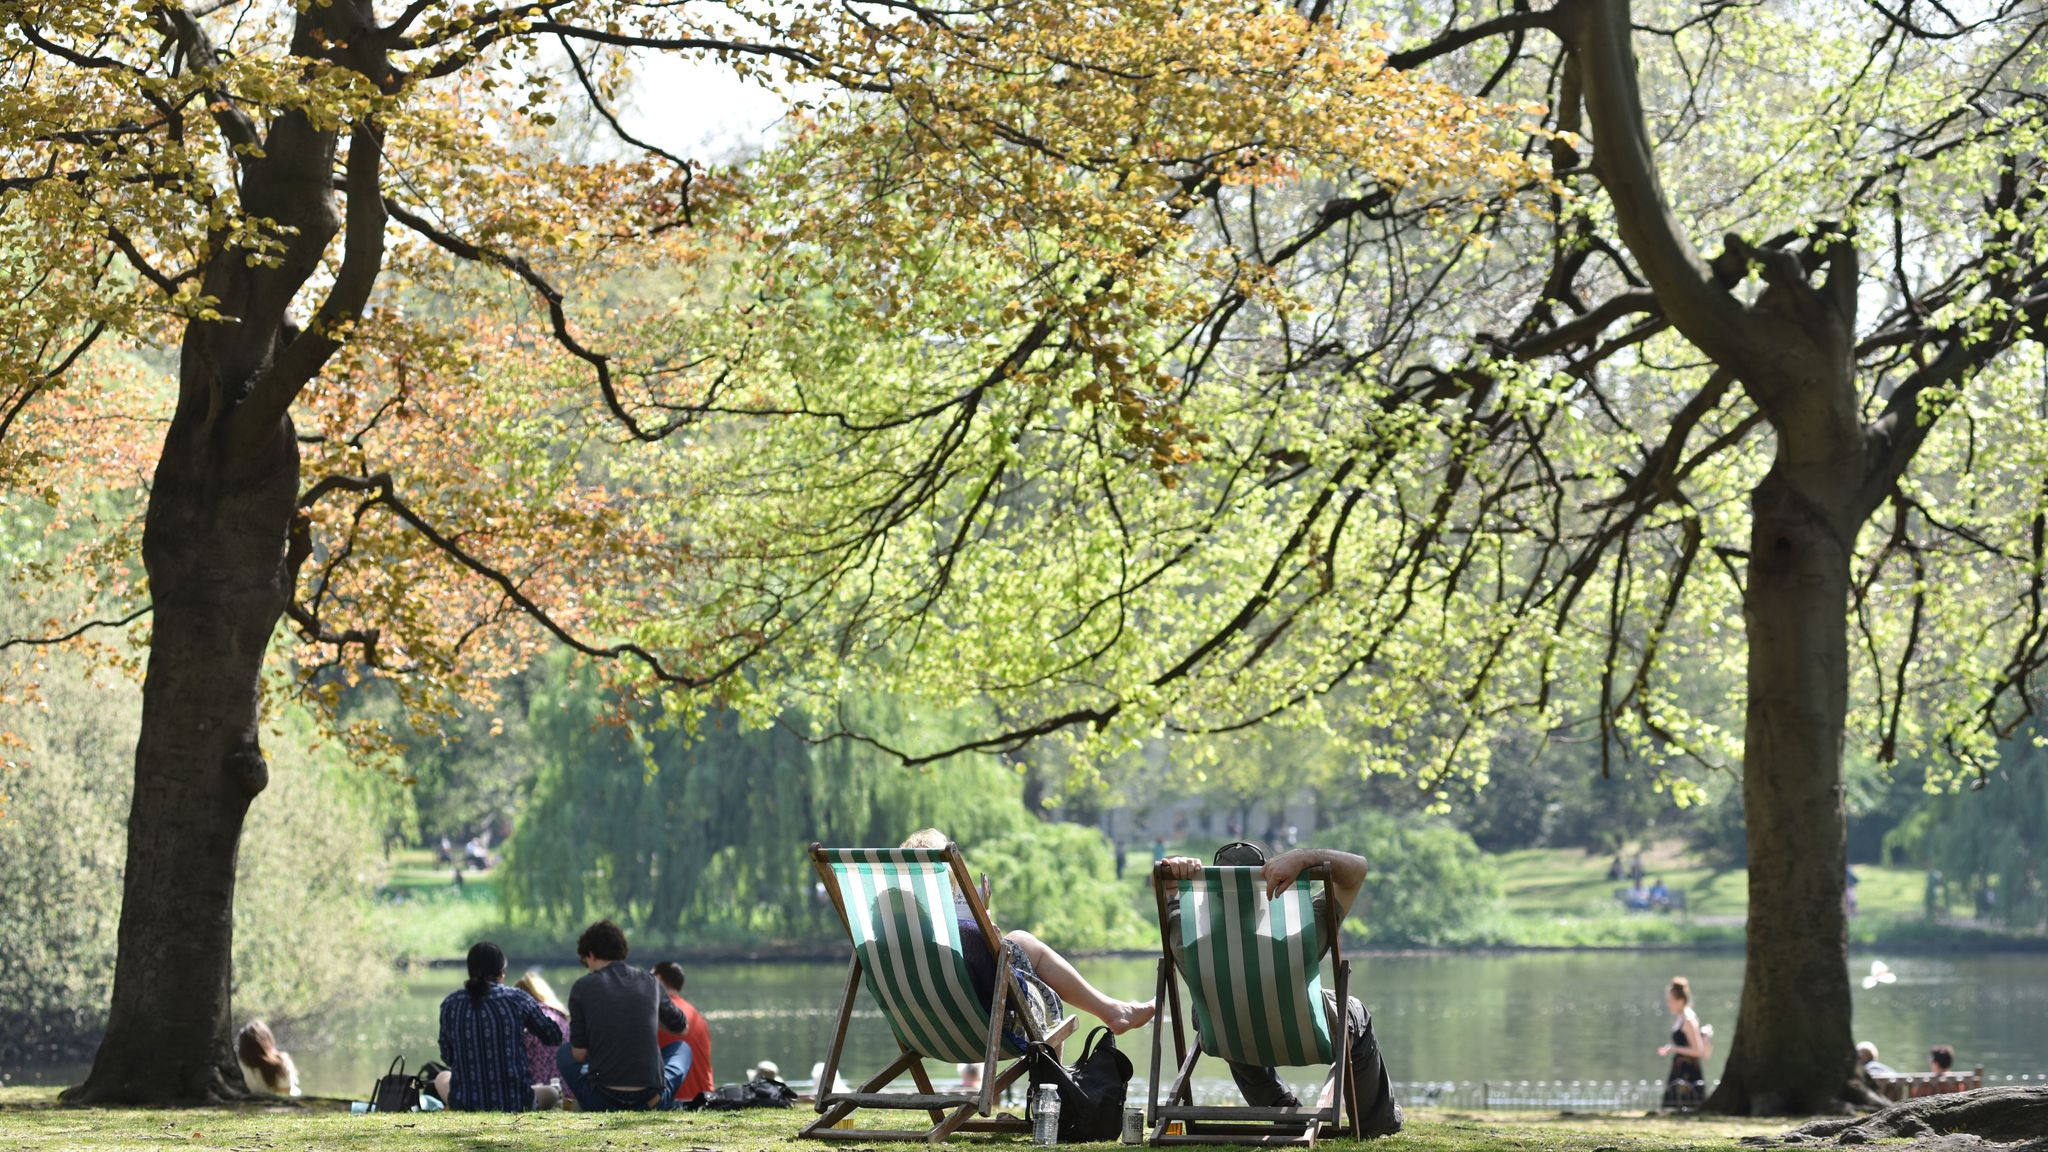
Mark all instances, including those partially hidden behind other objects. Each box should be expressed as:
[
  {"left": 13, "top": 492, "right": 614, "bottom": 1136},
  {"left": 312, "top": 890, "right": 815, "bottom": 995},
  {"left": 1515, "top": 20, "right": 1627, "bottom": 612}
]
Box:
[
  {"left": 801, "top": 843, "right": 1076, "bottom": 1142},
  {"left": 1147, "top": 863, "right": 1354, "bottom": 1146}
]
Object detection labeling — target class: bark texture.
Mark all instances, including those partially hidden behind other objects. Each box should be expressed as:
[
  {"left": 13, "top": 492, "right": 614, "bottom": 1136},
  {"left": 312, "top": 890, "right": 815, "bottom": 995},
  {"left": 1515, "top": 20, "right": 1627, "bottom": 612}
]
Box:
[
  {"left": 63, "top": 424, "right": 300, "bottom": 1106},
  {"left": 1787, "top": 1085, "right": 2048, "bottom": 1143},
  {"left": 1710, "top": 467, "right": 1863, "bottom": 1114}
]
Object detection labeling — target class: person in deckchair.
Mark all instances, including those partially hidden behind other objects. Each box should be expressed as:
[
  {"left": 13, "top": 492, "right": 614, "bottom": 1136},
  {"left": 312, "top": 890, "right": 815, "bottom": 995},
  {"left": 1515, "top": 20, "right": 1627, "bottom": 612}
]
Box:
[
  {"left": 900, "top": 829, "right": 1154, "bottom": 1035},
  {"left": 1157, "top": 842, "right": 1403, "bottom": 1137}
]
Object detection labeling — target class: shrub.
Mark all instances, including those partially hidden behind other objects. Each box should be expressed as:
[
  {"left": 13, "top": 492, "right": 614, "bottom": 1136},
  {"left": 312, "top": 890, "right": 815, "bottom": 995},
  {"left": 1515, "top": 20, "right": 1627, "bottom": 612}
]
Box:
[
  {"left": 0, "top": 651, "right": 386, "bottom": 1063},
  {"left": 972, "top": 822, "right": 1150, "bottom": 951},
  {"left": 1319, "top": 809, "right": 1502, "bottom": 947}
]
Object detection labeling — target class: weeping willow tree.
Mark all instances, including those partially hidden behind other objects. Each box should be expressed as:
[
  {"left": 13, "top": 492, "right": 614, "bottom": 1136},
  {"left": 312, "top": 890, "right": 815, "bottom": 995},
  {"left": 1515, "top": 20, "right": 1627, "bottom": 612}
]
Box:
[
  {"left": 501, "top": 658, "right": 1039, "bottom": 943},
  {"left": 1889, "top": 724, "right": 2048, "bottom": 931}
]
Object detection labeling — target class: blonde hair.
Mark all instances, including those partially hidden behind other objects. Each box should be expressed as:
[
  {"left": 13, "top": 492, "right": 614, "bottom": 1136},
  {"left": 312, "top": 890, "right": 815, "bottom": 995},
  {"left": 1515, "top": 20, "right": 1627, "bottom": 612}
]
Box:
[
  {"left": 1667, "top": 976, "right": 1692, "bottom": 1006},
  {"left": 237, "top": 1020, "right": 295, "bottom": 1095},
  {"left": 517, "top": 970, "right": 566, "bottom": 1015},
  {"left": 900, "top": 828, "right": 950, "bottom": 850}
]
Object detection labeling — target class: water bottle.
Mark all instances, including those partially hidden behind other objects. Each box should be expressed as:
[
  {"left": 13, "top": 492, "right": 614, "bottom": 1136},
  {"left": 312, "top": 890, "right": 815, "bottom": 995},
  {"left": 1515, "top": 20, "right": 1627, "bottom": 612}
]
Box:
[
  {"left": 1032, "top": 1084, "right": 1061, "bottom": 1146},
  {"left": 549, "top": 1077, "right": 564, "bottom": 1109}
]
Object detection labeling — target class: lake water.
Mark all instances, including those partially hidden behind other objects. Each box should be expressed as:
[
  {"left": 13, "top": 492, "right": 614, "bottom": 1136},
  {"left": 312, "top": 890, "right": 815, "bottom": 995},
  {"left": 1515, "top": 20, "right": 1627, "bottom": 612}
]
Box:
[{"left": 9, "top": 950, "right": 2047, "bottom": 1101}]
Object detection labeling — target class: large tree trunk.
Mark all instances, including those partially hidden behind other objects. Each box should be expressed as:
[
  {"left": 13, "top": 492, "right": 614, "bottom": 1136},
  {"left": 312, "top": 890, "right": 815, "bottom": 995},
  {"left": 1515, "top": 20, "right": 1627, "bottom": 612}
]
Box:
[
  {"left": 62, "top": 416, "right": 300, "bottom": 1106},
  {"left": 1707, "top": 458, "right": 1875, "bottom": 1115}
]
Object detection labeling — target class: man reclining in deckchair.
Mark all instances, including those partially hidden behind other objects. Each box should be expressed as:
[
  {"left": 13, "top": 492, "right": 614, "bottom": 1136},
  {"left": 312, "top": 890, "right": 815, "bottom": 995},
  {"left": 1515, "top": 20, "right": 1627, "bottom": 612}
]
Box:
[
  {"left": 1157, "top": 842, "right": 1403, "bottom": 1137},
  {"left": 901, "top": 829, "right": 1155, "bottom": 1036}
]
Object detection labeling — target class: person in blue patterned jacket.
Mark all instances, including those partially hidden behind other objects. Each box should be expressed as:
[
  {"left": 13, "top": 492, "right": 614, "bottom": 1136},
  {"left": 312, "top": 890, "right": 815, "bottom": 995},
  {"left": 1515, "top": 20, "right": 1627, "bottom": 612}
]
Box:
[{"left": 436, "top": 942, "right": 565, "bottom": 1111}]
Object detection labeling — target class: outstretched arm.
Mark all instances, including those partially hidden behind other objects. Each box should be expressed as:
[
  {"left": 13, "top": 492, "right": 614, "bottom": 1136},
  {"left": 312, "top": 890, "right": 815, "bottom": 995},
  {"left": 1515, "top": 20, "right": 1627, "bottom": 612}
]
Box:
[{"left": 1264, "top": 849, "right": 1368, "bottom": 917}]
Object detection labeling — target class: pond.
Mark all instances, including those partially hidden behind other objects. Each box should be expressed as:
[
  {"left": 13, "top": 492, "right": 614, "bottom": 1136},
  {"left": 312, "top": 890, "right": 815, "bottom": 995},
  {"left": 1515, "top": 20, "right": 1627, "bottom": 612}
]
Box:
[{"left": 8, "top": 950, "right": 2046, "bottom": 1101}]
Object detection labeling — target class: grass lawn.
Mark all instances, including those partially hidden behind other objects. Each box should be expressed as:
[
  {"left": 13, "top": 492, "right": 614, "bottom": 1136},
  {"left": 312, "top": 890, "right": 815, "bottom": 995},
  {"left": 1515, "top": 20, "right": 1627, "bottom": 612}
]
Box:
[
  {"left": 0, "top": 1088, "right": 1786, "bottom": 1152},
  {"left": 1480, "top": 844, "right": 2005, "bottom": 949}
]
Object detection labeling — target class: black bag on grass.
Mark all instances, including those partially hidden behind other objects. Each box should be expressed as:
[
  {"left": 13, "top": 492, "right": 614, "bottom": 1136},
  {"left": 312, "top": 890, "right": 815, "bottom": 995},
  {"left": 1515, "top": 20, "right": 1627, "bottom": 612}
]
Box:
[
  {"left": 1027, "top": 1026, "right": 1132, "bottom": 1142},
  {"left": 369, "top": 1055, "right": 421, "bottom": 1113}
]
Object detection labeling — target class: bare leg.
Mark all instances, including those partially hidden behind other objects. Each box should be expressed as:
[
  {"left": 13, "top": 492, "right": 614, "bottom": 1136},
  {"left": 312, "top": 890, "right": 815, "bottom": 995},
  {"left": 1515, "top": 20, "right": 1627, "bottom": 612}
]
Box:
[
  {"left": 433, "top": 1070, "right": 452, "bottom": 1102},
  {"left": 1004, "top": 929, "right": 1156, "bottom": 1034}
]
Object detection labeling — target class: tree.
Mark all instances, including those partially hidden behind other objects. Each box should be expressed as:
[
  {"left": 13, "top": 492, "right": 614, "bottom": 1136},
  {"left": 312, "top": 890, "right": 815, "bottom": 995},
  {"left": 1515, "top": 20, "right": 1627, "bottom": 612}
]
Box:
[
  {"left": 625, "top": 0, "right": 2048, "bottom": 1116},
  {"left": 0, "top": 0, "right": 1531, "bottom": 1103}
]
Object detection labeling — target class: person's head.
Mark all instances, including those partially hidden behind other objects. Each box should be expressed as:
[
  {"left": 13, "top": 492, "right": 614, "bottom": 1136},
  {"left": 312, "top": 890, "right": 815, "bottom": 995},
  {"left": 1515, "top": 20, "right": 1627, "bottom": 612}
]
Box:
[
  {"left": 1931, "top": 1044, "right": 1955, "bottom": 1073},
  {"left": 1666, "top": 976, "right": 1692, "bottom": 1013},
  {"left": 1213, "top": 841, "right": 1267, "bottom": 866},
  {"left": 465, "top": 941, "right": 508, "bottom": 1000},
  {"left": 900, "top": 828, "right": 950, "bottom": 850},
  {"left": 516, "top": 970, "right": 565, "bottom": 1014},
  {"left": 653, "top": 961, "right": 686, "bottom": 994},
  {"left": 751, "top": 1060, "right": 782, "bottom": 1082},
  {"left": 577, "top": 919, "right": 630, "bottom": 966},
  {"left": 1856, "top": 1042, "right": 1879, "bottom": 1065},
  {"left": 237, "top": 1020, "right": 291, "bottom": 1092}
]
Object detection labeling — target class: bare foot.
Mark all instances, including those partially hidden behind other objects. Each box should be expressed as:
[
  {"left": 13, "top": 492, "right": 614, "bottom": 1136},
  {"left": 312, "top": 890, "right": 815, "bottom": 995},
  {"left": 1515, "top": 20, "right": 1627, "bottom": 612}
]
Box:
[{"left": 1101, "top": 999, "right": 1157, "bottom": 1034}]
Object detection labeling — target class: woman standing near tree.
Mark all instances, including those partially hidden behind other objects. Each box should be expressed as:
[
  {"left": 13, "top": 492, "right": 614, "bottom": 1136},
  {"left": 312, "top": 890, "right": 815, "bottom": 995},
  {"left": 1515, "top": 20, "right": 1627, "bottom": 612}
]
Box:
[{"left": 1657, "top": 977, "right": 1708, "bottom": 1110}]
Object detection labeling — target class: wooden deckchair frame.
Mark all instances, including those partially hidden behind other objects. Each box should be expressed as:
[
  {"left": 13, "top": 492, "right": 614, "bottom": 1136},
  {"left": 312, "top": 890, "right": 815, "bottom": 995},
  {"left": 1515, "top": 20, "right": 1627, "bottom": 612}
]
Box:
[
  {"left": 801, "top": 842, "right": 1076, "bottom": 1142},
  {"left": 1147, "top": 861, "right": 1355, "bottom": 1147}
]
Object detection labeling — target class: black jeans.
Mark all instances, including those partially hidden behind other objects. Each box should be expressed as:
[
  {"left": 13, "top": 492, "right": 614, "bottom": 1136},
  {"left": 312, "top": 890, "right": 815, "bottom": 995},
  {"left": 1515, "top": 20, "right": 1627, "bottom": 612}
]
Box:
[{"left": 1224, "top": 995, "right": 1402, "bottom": 1138}]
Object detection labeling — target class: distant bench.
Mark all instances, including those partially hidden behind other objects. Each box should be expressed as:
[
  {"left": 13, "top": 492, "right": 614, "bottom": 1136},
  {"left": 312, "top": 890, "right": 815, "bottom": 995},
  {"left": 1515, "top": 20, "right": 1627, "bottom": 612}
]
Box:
[
  {"left": 1613, "top": 887, "right": 1688, "bottom": 913},
  {"left": 1871, "top": 1067, "right": 1984, "bottom": 1102}
]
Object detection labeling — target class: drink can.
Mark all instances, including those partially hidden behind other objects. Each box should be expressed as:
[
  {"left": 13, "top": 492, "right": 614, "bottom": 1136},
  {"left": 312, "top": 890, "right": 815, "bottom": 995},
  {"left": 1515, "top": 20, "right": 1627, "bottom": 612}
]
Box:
[{"left": 1121, "top": 1104, "right": 1145, "bottom": 1143}]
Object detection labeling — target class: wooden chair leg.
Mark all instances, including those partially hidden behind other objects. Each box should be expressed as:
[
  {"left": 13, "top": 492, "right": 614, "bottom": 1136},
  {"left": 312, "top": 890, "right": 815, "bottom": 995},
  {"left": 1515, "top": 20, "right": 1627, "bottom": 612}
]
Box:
[
  {"left": 907, "top": 1049, "right": 947, "bottom": 1127},
  {"left": 815, "top": 953, "right": 863, "bottom": 1115}
]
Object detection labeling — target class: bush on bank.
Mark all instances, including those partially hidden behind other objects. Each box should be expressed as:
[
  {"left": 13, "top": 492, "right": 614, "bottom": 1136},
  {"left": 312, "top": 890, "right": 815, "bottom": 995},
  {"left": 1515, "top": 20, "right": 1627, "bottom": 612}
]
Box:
[{"left": 0, "top": 646, "right": 387, "bottom": 1063}]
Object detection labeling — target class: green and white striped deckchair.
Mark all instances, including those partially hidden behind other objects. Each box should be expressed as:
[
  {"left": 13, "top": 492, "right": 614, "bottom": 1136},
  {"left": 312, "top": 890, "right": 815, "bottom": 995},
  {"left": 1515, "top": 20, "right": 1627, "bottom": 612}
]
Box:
[
  {"left": 801, "top": 844, "right": 1075, "bottom": 1143},
  {"left": 1147, "top": 864, "right": 1355, "bottom": 1147}
]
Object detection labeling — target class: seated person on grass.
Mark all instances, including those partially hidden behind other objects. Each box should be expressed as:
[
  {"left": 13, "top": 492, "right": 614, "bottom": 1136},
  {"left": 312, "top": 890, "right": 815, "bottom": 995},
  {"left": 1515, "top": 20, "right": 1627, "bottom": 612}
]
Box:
[
  {"left": 436, "top": 942, "right": 563, "bottom": 1112},
  {"left": 899, "top": 829, "right": 1154, "bottom": 1037},
  {"left": 653, "top": 961, "right": 715, "bottom": 1102},
  {"left": 555, "top": 919, "right": 689, "bottom": 1111},
  {"left": 1157, "top": 843, "right": 1402, "bottom": 1138}
]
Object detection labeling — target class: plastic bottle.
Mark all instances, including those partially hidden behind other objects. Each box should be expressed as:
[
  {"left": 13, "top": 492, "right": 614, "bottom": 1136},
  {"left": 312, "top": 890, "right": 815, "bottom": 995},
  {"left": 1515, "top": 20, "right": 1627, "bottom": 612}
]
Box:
[{"left": 1032, "top": 1085, "right": 1061, "bottom": 1146}]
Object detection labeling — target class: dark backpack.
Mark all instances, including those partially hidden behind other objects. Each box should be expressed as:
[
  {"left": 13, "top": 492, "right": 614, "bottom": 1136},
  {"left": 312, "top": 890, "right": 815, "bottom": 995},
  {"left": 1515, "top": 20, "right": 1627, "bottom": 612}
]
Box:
[
  {"left": 369, "top": 1055, "right": 420, "bottom": 1113},
  {"left": 1027, "top": 1026, "right": 1132, "bottom": 1142}
]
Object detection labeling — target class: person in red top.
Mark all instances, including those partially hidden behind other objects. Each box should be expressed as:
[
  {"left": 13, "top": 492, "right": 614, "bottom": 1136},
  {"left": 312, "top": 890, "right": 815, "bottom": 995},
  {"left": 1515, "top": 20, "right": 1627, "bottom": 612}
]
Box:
[{"left": 652, "top": 962, "right": 713, "bottom": 1101}]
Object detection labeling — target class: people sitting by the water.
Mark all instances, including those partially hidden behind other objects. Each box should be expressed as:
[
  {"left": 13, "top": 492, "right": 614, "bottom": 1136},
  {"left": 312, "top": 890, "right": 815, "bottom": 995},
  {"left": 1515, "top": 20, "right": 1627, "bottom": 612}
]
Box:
[
  {"left": 1930, "top": 1043, "right": 1956, "bottom": 1075},
  {"left": 653, "top": 961, "right": 715, "bottom": 1102},
  {"left": 555, "top": 919, "right": 689, "bottom": 1111},
  {"left": 1625, "top": 883, "right": 1651, "bottom": 910},
  {"left": 898, "top": 829, "right": 1154, "bottom": 1036},
  {"left": 1607, "top": 855, "right": 1625, "bottom": 881},
  {"left": 1856, "top": 1041, "right": 1896, "bottom": 1077},
  {"left": 237, "top": 1020, "right": 300, "bottom": 1097},
  {"left": 435, "top": 942, "right": 563, "bottom": 1111},
  {"left": 958, "top": 1060, "right": 983, "bottom": 1092},
  {"left": 1648, "top": 877, "right": 1672, "bottom": 909},
  {"left": 516, "top": 970, "right": 573, "bottom": 1106},
  {"left": 1657, "top": 976, "right": 1707, "bottom": 1110},
  {"left": 1157, "top": 842, "right": 1403, "bottom": 1137}
]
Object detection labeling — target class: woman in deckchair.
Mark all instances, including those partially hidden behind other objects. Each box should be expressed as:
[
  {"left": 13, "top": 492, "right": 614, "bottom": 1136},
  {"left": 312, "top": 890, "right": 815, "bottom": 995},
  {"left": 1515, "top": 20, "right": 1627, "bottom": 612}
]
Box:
[{"left": 900, "top": 829, "right": 1154, "bottom": 1035}]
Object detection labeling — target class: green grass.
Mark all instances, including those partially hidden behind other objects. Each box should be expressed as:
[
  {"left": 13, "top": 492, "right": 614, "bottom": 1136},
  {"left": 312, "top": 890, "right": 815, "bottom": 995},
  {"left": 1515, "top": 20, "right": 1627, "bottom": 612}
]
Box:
[
  {"left": 1470, "top": 845, "right": 2017, "bottom": 950},
  {"left": 0, "top": 1088, "right": 1785, "bottom": 1152}
]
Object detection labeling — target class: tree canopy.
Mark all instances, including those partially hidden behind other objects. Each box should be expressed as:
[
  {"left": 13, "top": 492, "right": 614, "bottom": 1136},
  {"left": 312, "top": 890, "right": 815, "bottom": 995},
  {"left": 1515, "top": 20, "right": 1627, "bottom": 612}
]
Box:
[{"left": 0, "top": 0, "right": 1539, "bottom": 1104}]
